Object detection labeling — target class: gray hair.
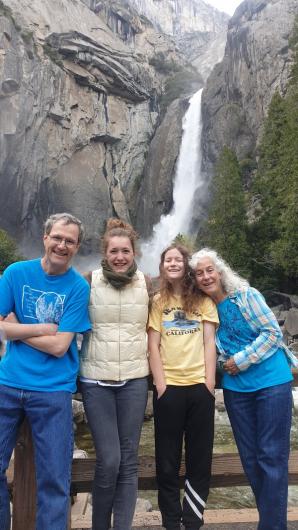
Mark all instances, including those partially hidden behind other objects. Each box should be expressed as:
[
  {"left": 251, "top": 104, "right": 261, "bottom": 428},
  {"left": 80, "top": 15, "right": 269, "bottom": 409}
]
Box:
[
  {"left": 44, "top": 213, "right": 85, "bottom": 244},
  {"left": 189, "top": 247, "right": 249, "bottom": 295}
]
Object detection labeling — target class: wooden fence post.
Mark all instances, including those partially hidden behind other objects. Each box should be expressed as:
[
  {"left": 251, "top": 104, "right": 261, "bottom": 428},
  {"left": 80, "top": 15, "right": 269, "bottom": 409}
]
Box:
[
  {"left": 12, "top": 419, "right": 36, "bottom": 530},
  {"left": 11, "top": 419, "right": 72, "bottom": 530}
]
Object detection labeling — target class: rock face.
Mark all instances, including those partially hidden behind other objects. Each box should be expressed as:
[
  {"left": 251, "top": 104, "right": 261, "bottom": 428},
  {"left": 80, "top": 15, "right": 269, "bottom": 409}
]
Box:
[
  {"left": 0, "top": 0, "right": 227, "bottom": 251},
  {"left": 0, "top": 0, "right": 161, "bottom": 251},
  {"left": 7, "top": 0, "right": 296, "bottom": 250},
  {"left": 177, "top": 30, "right": 227, "bottom": 82},
  {"left": 90, "top": 1, "right": 228, "bottom": 236},
  {"left": 201, "top": 0, "right": 298, "bottom": 173},
  {"left": 124, "top": 0, "right": 228, "bottom": 36},
  {"left": 134, "top": 97, "right": 189, "bottom": 237},
  {"left": 95, "top": 0, "right": 229, "bottom": 82}
]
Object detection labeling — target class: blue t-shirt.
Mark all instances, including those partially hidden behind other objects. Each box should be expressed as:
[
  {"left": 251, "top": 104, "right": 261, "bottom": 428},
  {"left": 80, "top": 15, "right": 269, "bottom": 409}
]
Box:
[
  {"left": 0, "top": 259, "right": 90, "bottom": 392},
  {"left": 217, "top": 297, "right": 292, "bottom": 392}
]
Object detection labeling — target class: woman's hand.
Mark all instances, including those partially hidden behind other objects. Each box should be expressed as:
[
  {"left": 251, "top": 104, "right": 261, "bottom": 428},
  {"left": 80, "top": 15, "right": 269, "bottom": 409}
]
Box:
[
  {"left": 205, "top": 380, "right": 215, "bottom": 396},
  {"left": 156, "top": 384, "right": 167, "bottom": 399},
  {"left": 224, "top": 357, "right": 240, "bottom": 375}
]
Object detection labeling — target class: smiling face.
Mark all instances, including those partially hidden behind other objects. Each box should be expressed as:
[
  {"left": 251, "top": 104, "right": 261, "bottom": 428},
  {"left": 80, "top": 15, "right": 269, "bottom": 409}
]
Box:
[
  {"left": 42, "top": 220, "right": 80, "bottom": 275},
  {"left": 105, "top": 236, "right": 135, "bottom": 273},
  {"left": 195, "top": 257, "right": 225, "bottom": 303},
  {"left": 162, "top": 247, "right": 185, "bottom": 283}
]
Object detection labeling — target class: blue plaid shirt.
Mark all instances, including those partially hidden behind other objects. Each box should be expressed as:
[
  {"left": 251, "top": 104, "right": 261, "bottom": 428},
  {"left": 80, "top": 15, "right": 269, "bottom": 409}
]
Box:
[{"left": 216, "top": 287, "right": 298, "bottom": 371}]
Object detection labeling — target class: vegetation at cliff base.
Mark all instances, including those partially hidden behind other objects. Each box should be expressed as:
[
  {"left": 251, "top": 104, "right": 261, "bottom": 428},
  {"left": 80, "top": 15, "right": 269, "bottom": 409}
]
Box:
[
  {"left": 173, "top": 233, "right": 196, "bottom": 252},
  {"left": 0, "top": 229, "right": 23, "bottom": 273},
  {"left": 203, "top": 17, "right": 298, "bottom": 293},
  {"left": 201, "top": 147, "right": 250, "bottom": 277},
  {"left": 251, "top": 17, "right": 298, "bottom": 289}
]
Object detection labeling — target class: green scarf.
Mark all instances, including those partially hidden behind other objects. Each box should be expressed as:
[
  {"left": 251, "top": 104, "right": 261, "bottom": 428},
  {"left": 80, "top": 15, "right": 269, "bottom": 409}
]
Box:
[{"left": 101, "top": 259, "right": 137, "bottom": 289}]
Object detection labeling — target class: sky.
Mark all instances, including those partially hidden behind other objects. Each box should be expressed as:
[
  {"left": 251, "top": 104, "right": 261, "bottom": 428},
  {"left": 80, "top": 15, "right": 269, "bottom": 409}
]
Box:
[{"left": 206, "top": 0, "right": 242, "bottom": 16}]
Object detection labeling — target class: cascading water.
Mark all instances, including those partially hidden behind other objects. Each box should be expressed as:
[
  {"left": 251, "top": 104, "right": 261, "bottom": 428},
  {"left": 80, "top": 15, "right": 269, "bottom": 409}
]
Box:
[{"left": 138, "top": 88, "right": 204, "bottom": 276}]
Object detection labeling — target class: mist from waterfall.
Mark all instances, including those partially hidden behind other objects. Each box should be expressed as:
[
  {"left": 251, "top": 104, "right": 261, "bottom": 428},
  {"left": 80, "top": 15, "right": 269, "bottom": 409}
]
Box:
[{"left": 138, "top": 88, "right": 203, "bottom": 276}]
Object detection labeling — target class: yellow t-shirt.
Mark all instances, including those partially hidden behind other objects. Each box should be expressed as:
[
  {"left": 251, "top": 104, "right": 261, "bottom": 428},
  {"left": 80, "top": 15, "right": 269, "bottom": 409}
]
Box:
[{"left": 148, "top": 294, "right": 218, "bottom": 385}]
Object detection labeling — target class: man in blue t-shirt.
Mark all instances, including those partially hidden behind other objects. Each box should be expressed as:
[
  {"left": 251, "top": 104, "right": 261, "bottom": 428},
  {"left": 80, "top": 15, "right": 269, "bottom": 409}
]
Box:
[{"left": 0, "top": 213, "right": 90, "bottom": 530}]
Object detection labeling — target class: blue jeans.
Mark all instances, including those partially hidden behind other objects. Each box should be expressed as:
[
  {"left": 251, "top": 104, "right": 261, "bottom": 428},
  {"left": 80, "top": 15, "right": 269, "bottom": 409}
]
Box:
[
  {"left": 81, "top": 377, "right": 148, "bottom": 530},
  {"left": 224, "top": 382, "right": 292, "bottom": 530},
  {"left": 0, "top": 384, "right": 73, "bottom": 530}
]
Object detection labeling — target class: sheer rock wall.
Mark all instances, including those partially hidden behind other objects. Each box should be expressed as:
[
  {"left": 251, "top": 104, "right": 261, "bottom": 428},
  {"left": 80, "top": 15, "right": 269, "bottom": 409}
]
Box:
[
  {"left": 0, "top": 0, "right": 161, "bottom": 251},
  {"left": 202, "top": 0, "right": 298, "bottom": 174}
]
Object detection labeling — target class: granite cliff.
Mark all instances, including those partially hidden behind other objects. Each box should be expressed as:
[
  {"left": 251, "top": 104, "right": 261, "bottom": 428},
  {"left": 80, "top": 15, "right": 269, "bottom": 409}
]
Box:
[
  {"left": 202, "top": 0, "right": 298, "bottom": 174},
  {"left": 2, "top": 0, "right": 296, "bottom": 253},
  {"left": 0, "top": 0, "right": 227, "bottom": 251}
]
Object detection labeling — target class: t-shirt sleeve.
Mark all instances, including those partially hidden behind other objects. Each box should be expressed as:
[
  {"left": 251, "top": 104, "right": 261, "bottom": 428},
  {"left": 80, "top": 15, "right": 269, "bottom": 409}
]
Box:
[
  {"left": 200, "top": 296, "right": 219, "bottom": 325},
  {"left": 148, "top": 296, "right": 162, "bottom": 333},
  {"left": 57, "top": 278, "right": 91, "bottom": 334},
  {"left": 0, "top": 266, "right": 15, "bottom": 316}
]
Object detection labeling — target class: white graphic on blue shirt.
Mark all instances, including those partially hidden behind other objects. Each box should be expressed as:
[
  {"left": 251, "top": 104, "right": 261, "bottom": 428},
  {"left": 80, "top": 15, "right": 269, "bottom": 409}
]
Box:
[{"left": 22, "top": 285, "right": 65, "bottom": 323}]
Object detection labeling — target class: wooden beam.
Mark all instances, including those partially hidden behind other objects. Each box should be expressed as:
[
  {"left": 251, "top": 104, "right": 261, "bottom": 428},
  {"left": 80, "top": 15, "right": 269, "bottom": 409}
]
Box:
[{"left": 70, "top": 450, "right": 298, "bottom": 494}]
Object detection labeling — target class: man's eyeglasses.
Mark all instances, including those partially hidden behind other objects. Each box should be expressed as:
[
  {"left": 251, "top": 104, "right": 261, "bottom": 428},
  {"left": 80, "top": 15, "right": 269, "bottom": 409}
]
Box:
[{"left": 48, "top": 235, "right": 78, "bottom": 248}]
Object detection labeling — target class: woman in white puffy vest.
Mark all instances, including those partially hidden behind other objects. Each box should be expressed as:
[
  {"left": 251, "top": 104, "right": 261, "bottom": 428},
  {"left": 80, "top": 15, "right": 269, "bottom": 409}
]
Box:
[{"left": 80, "top": 218, "right": 150, "bottom": 530}]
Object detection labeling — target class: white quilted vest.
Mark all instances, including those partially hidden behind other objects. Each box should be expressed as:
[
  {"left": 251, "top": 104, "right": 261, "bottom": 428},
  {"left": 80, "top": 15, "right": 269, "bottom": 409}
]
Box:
[{"left": 80, "top": 268, "right": 149, "bottom": 380}]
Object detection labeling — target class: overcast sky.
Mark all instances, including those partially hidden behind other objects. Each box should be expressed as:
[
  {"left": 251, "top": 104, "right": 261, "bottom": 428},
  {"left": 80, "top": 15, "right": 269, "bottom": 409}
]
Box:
[{"left": 206, "top": 0, "right": 242, "bottom": 16}]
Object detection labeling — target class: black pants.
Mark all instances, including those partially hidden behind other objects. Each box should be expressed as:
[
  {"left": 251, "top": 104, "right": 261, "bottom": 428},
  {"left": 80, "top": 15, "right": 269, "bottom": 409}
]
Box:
[{"left": 153, "top": 384, "right": 215, "bottom": 530}]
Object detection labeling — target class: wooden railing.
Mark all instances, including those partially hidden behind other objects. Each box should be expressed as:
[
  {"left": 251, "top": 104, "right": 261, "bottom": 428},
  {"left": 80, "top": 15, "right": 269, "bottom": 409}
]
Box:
[{"left": 7, "top": 370, "right": 298, "bottom": 530}]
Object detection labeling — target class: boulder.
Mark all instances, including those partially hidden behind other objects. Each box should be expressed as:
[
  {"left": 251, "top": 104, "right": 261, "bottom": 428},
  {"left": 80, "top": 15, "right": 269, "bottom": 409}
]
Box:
[
  {"left": 285, "top": 309, "right": 298, "bottom": 338},
  {"left": 72, "top": 399, "right": 85, "bottom": 423},
  {"left": 135, "top": 498, "right": 152, "bottom": 513},
  {"left": 265, "top": 292, "right": 298, "bottom": 311}
]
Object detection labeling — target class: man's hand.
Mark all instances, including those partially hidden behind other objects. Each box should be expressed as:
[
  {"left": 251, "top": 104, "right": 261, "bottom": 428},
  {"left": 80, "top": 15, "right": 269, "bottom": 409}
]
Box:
[
  {"left": 4, "top": 312, "right": 18, "bottom": 323},
  {"left": 4, "top": 312, "right": 58, "bottom": 336},
  {"left": 224, "top": 357, "right": 240, "bottom": 375}
]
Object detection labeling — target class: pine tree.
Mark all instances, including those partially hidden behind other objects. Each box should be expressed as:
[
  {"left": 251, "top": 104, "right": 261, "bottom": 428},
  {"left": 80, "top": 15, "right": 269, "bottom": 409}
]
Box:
[
  {"left": 248, "top": 92, "right": 288, "bottom": 288},
  {"left": 204, "top": 147, "right": 250, "bottom": 276},
  {"left": 270, "top": 78, "right": 298, "bottom": 279},
  {"left": 173, "top": 233, "right": 196, "bottom": 252}
]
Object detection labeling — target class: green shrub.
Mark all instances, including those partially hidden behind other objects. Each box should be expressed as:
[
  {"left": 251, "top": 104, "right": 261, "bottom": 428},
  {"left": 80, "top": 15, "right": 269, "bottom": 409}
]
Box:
[{"left": 0, "top": 229, "right": 23, "bottom": 273}]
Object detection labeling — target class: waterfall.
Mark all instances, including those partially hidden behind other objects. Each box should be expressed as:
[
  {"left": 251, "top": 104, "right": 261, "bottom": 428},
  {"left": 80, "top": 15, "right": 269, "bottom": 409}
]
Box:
[{"left": 139, "top": 88, "right": 204, "bottom": 276}]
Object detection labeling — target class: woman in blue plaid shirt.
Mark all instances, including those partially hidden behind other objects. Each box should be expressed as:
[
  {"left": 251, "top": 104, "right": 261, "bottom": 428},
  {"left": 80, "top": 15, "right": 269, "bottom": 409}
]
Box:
[{"left": 190, "top": 248, "right": 297, "bottom": 530}]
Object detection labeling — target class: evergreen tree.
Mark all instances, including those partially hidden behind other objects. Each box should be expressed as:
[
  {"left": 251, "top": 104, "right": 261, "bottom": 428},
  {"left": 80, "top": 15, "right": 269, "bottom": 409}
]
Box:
[
  {"left": 0, "top": 229, "right": 22, "bottom": 273},
  {"left": 204, "top": 147, "right": 250, "bottom": 275},
  {"left": 200, "top": 17, "right": 298, "bottom": 292},
  {"left": 248, "top": 92, "right": 288, "bottom": 289},
  {"left": 289, "top": 16, "right": 298, "bottom": 87},
  {"left": 270, "top": 85, "right": 298, "bottom": 279},
  {"left": 173, "top": 233, "right": 196, "bottom": 252}
]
